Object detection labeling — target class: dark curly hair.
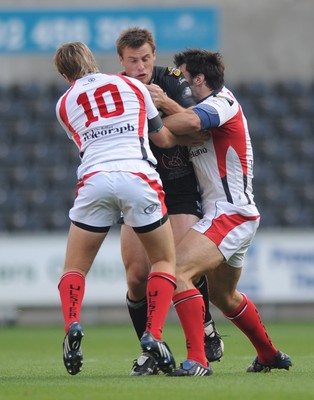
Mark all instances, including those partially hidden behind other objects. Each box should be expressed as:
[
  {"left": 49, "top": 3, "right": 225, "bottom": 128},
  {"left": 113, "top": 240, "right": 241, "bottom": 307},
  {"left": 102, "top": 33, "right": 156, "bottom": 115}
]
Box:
[{"left": 173, "top": 49, "right": 225, "bottom": 90}]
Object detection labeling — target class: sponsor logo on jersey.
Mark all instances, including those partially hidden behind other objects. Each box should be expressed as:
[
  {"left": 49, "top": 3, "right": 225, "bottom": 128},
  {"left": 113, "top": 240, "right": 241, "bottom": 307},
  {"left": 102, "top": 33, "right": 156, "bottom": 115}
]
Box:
[
  {"left": 190, "top": 147, "right": 208, "bottom": 158},
  {"left": 167, "top": 66, "right": 181, "bottom": 77},
  {"left": 83, "top": 123, "right": 135, "bottom": 141},
  {"left": 83, "top": 77, "right": 97, "bottom": 86},
  {"left": 182, "top": 86, "right": 193, "bottom": 98},
  {"left": 215, "top": 94, "right": 234, "bottom": 106},
  {"left": 144, "top": 204, "right": 158, "bottom": 214}
]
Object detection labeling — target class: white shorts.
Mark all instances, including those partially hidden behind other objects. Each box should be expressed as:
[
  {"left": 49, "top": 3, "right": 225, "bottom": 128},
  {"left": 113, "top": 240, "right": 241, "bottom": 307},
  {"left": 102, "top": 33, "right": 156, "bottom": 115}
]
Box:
[
  {"left": 69, "top": 160, "right": 167, "bottom": 230},
  {"left": 192, "top": 201, "right": 260, "bottom": 267}
]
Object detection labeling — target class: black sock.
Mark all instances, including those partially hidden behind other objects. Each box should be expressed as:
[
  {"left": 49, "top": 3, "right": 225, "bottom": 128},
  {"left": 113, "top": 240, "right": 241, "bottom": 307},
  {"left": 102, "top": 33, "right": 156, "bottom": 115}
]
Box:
[
  {"left": 195, "top": 275, "right": 212, "bottom": 324},
  {"left": 126, "top": 293, "right": 148, "bottom": 340}
]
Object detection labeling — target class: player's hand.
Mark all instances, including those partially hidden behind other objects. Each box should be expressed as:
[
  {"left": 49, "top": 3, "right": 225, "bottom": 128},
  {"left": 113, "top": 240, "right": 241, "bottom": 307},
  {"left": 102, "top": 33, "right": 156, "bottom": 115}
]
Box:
[
  {"left": 175, "top": 131, "right": 210, "bottom": 147},
  {"left": 145, "top": 83, "right": 166, "bottom": 108},
  {"left": 200, "top": 129, "right": 212, "bottom": 140}
]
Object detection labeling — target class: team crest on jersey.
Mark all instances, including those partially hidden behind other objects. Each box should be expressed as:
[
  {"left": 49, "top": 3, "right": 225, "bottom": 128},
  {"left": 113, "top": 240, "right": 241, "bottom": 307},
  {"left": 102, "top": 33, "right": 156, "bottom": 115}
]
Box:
[
  {"left": 167, "top": 67, "right": 181, "bottom": 77},
  {"left": 160, "top": 147, "right": 189, "bottom": 169}
]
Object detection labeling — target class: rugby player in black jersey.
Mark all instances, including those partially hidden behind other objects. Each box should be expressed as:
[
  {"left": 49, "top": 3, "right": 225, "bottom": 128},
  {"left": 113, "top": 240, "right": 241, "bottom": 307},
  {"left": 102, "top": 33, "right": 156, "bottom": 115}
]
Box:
[{"left": 115, "top": 27, "right": 224, "bottom": 375}]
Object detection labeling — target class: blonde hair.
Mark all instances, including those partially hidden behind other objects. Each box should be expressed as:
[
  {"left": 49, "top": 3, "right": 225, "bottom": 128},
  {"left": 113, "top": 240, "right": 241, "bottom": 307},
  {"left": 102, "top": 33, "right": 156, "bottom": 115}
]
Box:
[{"left": 54, "top": 42, "right": 99, "bottom": 81}]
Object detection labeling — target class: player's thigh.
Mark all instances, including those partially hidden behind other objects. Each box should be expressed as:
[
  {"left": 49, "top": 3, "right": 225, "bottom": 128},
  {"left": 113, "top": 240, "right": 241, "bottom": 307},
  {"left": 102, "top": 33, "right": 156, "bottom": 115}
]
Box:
[
  {"left": 169, "top": 213, "right": 199, "bottom": 246},
  {"left": 175, "top": 228, "right": 224, "bottom": 284},
  {"left": 64, "top": 223, "right": 107, "bottom": 275},
  {"left": 120, "top": 223, "right": 150, "bottom": 276},
  {"left": 136, "top": 219, "right": 175, "bottom": 270}
]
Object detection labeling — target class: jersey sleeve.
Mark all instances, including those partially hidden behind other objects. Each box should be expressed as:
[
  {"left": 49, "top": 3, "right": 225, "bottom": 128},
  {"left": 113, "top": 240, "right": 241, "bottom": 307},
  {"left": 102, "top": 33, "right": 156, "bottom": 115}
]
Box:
[
  {"left": 192, "top": 104, "right": 221, "bottom": 130},
  {"left": 193, "top": 94, "right": 238, "bottom": 130},
  {"left": 55, "top": 97, "right": 72, "bottom": 140}
]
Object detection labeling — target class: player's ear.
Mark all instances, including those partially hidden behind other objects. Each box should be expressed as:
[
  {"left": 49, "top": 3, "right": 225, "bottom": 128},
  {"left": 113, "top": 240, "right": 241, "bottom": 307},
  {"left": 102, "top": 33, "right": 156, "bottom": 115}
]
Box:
[{"left": 195, "top": 73, "right": 205, "bottom": 85}]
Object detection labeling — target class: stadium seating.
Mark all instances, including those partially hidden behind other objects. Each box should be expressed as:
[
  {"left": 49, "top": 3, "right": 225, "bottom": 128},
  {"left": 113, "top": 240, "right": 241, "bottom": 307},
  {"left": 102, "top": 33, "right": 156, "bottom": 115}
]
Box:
[{"left": 0, "top": 81, "right": 313, "bottom": 231}]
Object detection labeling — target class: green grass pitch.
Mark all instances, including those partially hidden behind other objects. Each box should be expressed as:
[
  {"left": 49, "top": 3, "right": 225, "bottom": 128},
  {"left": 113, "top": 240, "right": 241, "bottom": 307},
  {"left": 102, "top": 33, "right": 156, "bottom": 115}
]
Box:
[{"left": 0, "top": 321, "right": 313, "bottom": 400}]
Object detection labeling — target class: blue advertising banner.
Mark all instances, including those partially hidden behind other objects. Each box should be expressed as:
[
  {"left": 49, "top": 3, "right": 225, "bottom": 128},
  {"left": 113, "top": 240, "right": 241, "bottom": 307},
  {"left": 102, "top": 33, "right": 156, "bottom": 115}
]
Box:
[{"left": 0, "top": 8, "right": 219, "bottom": 54}]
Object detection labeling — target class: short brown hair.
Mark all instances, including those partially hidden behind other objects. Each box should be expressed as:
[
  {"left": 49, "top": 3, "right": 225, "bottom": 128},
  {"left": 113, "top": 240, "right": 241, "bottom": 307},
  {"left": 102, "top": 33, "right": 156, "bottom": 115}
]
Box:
[
  {"left": 116, "top": 27, "right": 155, "bottom": 56},
  {"left": 54, "top": 41, "right": 99, "bottom": 81}
]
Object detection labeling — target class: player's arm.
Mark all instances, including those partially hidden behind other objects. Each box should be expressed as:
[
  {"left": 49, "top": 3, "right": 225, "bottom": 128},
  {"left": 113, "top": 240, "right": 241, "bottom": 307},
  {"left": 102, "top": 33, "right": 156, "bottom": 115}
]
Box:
[
  {"left": 163, "top": 104, "right": 221, "bottom": 136},
  {"left": 162, "top": 109, "right": 201, "bottom": 135},
  {"left": 145, "top": 83, "right": 187, "bottom": 115},
  {"left": 147, "top": 113, "right": 173, "bottom": 147},
  {"left": 56, "top": 97, "right": 73, "bottom": 140},
  {"left": 148, "top": 114, "right": 207, "bottom": 148},
  {"left": 143, "top": 78, "right": 206, "bottom": 147}
]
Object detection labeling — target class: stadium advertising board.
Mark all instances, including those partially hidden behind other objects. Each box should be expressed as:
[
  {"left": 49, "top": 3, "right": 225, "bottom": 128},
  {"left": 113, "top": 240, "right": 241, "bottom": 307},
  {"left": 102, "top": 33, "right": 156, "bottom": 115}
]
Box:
[
  {"left": 239, "top": 230, "right": 314, "bottom": 303},
  {"left": 0, "top": 230, "right": 314, "bottom": 308},
  {"left": 0, "top": 230, "right": 126, "bottom": 307},
  {"left": 0, "top": 8, "right": 219, "bottom": 54}
]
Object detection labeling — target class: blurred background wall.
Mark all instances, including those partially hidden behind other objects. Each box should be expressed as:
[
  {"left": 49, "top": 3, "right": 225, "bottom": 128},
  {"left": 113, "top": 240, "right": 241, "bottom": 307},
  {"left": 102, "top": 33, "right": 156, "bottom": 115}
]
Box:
[
  {"left": 0, "top": 0, "right": 313, "bottom": 83},
  {"left": 0, "top": 0, "right": 313, "bottom": 325}
]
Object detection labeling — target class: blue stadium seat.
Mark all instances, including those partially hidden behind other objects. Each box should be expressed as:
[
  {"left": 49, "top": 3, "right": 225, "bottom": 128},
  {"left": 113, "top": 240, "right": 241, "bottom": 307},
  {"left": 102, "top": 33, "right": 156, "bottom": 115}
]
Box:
[
  {"left": 273, "top": 81, "right": 310, "bottom": 96},
  {"left": 256, "top": 95, "right": 291, "bottom": 118},
  {"left": 0, "top": 144, "right": 28, "bottom": 167},
  {"left": 255, "top": 204, "right": 282, "bottom": 227},
  {"left": 275, "top": 117, "right": 312, "bottom": 139},
  {"left": 1, "top": 80, "right": 313, "bottom": 231},
  {"left": 235, "top": 81, "right": 272, "bottom": 97},
  {"left": 280, "top": 161, "right": 313, "bottom": 184},
  {"left": 248, "top": 116, "right": 277, "bottom": 140}
]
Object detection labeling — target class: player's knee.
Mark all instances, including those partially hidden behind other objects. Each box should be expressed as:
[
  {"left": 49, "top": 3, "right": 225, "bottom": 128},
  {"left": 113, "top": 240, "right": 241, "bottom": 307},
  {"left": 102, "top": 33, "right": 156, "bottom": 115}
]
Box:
[
  {"left": 208, "top": 291, "right": 221, "bottom": 308},
  {"left": 126, "top": 271, "right": 149, "bottom": 293},
  {"left": 208, "top": 290, "right": 236, "bottom": 312},
  {"left": 174, "top": 267, "right": 195, "bottom": 292}
]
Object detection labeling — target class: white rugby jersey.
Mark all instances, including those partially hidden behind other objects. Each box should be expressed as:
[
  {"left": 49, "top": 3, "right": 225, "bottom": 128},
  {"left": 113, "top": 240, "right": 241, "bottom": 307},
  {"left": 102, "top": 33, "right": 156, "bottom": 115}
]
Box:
[
  {"left": 191, "top": 86, "right": 257, "bottom": 214},
  {"left": 56, "top": 73, "right": 160, "bottom": 179}
]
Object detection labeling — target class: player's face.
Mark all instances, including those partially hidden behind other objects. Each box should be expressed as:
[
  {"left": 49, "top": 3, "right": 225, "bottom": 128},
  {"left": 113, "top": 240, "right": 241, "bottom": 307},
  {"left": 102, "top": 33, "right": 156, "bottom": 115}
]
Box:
[
  {"left": 119, "top": 43, "right": 156, "bottom": 85},
  {"left": 179, "top": 64, "right": 200, "bottom": 101},
  {"left": 179, "top": 64, "right": 192, "bottom": 85}
]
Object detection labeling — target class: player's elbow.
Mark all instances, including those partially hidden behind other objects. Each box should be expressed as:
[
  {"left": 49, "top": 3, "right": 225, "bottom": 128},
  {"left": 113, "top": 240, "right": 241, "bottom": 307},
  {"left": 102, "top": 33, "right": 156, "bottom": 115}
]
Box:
[{"left": 189, "top": 114, "right": 202, "bottom": 131}]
